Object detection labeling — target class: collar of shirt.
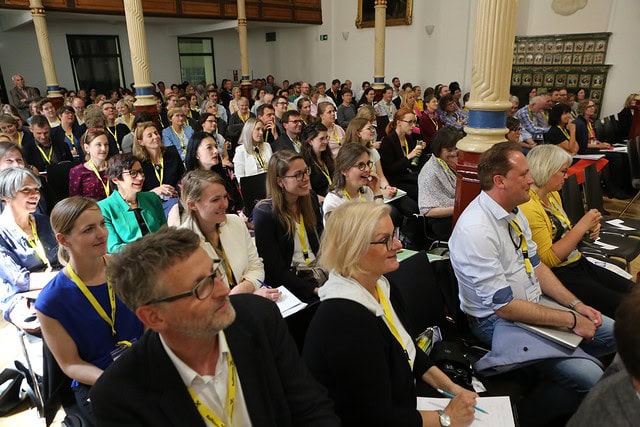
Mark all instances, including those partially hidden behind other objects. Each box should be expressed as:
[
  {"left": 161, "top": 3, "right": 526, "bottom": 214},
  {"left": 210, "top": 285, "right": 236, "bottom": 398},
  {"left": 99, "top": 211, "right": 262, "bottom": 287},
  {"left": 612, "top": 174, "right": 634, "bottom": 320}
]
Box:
[
  {"left": 160, "top": 330, "right": 230, "bottom": 387},
  {"left": 478, "top": 191, "right": 517, "bottom": 223},
  {"left": 319, "top": 271, "right": 385, "bottom": 317}
]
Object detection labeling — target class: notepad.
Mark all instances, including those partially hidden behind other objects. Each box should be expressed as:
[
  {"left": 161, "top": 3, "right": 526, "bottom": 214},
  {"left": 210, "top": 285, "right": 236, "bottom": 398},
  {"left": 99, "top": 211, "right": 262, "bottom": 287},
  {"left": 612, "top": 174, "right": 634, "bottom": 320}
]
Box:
[
  {"left": 417, "top": 396, "right": 515, "bottom": 427},
  {"left": 276, "top": 286, "right": 308, "bottom": 318},
  {"left": 384, "top": 188, "right": 407, "bottom": 203}
]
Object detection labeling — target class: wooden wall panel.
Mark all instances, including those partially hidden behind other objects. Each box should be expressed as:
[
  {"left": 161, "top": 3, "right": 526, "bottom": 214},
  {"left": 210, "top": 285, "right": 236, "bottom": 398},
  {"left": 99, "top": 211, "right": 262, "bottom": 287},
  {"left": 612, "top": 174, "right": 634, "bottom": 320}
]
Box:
[
  {"left": 0, "top": 0, "right": 321, "bottom": 24},
  {"left": 294, "top": 8, "right": 321, "bottom": 23},
  {"left": 262, "top": 6, "right": 292, "bottom": 21},
  {"left": 181, "top": 1, "right": 221, "bottom": 17}
]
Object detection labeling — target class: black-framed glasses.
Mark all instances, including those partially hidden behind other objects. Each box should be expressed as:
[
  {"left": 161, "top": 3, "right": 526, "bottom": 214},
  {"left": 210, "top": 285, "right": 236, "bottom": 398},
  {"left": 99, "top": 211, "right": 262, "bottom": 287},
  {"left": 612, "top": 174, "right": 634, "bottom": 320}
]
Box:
[
  {"left": 370, "top": 228, "right": 401, "bottom": 251},
  {"left": 286, "top": 120, "right": 303, "bottom": 125},
  {"left": 282, "top": 167, "right": 311, "bottom": 181},
  {"left": 353, "top": 161, "right": 373, "bottom": 171},
  {"left": 144, "top": 260, "right": 223, "bottom": 305},
  {"left": 123, "top": 169, "right": 145, "bottom": 178}
]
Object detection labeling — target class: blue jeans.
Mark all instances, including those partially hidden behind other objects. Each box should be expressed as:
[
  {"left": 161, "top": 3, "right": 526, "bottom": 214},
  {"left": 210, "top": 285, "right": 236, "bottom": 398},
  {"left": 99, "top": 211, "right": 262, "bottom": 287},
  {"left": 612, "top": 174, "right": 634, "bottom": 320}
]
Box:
[{"left": 470, "top": 313, "right": 616, "bottom": 392}]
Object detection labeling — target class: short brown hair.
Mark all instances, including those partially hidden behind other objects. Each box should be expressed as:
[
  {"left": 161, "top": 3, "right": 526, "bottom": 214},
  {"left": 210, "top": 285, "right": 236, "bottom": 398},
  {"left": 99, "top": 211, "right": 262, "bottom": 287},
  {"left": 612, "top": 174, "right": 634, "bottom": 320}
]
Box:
[{"left": 477, "top": 141, "right": 522, "bottom": 191}]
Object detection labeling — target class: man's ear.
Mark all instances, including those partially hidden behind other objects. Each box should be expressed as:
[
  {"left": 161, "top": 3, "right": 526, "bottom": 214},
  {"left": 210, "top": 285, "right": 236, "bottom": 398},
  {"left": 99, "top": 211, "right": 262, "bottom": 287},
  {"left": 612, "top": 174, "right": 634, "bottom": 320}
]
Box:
[{"left": 136, "top": 305, "right": 167, "bottom": 332}]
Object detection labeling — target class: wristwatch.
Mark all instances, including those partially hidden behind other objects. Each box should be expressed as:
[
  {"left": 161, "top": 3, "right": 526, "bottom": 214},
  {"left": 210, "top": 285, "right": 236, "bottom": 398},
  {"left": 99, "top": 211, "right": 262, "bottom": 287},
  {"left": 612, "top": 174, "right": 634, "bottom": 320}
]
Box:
[{"left": 438, "top": 410, "right": 451, "bottom": 427}]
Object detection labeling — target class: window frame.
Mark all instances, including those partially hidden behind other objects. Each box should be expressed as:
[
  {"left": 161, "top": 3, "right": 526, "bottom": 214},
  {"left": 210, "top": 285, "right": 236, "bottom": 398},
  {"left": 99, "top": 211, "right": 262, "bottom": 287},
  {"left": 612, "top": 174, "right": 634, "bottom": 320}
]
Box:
[
  {"left": 66, "top": 34, "right": 126, "bottom": 93},
  {"left": 177, "top": 37, "right": 217, "bottom": 86}
]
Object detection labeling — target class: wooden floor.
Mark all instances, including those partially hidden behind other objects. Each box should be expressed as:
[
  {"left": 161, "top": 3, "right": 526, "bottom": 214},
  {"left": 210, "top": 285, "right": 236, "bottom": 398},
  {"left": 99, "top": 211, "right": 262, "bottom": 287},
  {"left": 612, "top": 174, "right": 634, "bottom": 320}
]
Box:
[{"left": 1, "top": 194, "right": 638, "bottom": 426}]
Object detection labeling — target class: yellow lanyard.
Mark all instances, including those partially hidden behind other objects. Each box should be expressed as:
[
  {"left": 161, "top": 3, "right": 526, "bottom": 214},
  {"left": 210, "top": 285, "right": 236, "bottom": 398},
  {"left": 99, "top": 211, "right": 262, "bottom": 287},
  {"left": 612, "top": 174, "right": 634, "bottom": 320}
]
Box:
[
  {"left": 428, "top": 113, "right": 439, "bottom": 131},
  {"left": 587, "top": 121, "right": 596, "bottom": 139},
  {"left": 342, "top": 188, "right": 364, "bottom": 201},
  {"left": 65, "top": 131, "right": 75, "bottom": 145},
  {"left": 263, "top": 129, "right": 271, "bottom": 143},
  {"left": 66, "top": 260, "right": 131, "bottom": 347},
  {"left": 187, "top": 351, "right": 236, "bottom": 427},
  {"left": 375, "top": 283, "right": 410, "bottom": 366},
  {"left": 26, "top": 217, "right": 52, "bottom": 271},
  {"left": 88, "top": 161, "right": 110, "bottom": 196},
  {"left": 546, "top": 195, "right": 573, "bottom": 229},
  {"left": 542, "top": 111, "right": 549, "bottom": 121},
  {"left": 317, "top": 161, "right": 332, "bottom": 184},
  {"left": 36, "top": 144, "right": 53, "bottom": 164},
  {"left": 508, "top": 217, "right": 533, "bottom": 276},
  {"left": 153, "top": 157, "right": 164, "bottom": 185},
  {"left": 253, "top": 147, "right": 266, "bottom": 170},
  {"left": 435, "top": 157, "right": 455, "bottom": 178},
  {"left": 329, "top": 126, "right": 340, "bottom": 145},
  {"left": 296, "top": 214, "right": 311, "bottom": 265},
  {"left": 400, "top": 137, "right": 409, "bottom": 157},
  {"left": 558, "top": 126, "right": 570, "bottom": 141},
  {"left": 171, "top": 126, "right": 186, "bottom": 154},
  {"left": 106, "top": 126, "right": 119, "bottom": 145},
  {"left": 238, "top": 113, "right": 248, "bottom": 123},
  {"left": 215, "top": 234, "right": 237, "bottom": 288},
  {"left": 384, "top": 101, "right": 394, "bottom": 115},
  {"left": 17, "top": 132, "right": 23, "bottom": 147}
]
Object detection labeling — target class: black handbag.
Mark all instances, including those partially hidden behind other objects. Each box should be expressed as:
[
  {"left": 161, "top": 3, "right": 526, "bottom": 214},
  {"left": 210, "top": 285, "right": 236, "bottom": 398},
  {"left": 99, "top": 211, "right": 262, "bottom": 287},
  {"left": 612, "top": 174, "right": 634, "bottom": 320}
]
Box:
[{"left": 292, "top": 261, "right": 329, "bottom": 288}]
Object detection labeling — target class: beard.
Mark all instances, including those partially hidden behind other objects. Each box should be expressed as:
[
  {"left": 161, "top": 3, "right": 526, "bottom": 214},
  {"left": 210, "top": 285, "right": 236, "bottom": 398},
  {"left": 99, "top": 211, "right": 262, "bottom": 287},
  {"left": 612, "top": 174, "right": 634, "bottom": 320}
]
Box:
[{"left": 172, "top": 297, "right": 237, "bottom": 339}]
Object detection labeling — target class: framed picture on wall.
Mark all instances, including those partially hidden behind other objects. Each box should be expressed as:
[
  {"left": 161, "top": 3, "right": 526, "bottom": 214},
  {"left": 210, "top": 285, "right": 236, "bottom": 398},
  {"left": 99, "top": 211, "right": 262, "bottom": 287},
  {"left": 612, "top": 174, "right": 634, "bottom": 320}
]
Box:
[
  {"left": 567, "top": 74, "right": 579, "bottom": 88},
  {"left": 574, "top": 41, "right": 584, "bottom": 52},
  {"left": 533, "top": 73, "right": 543, "bottom": 86},
  {"left": 512, "top": 74, "right": 522, "bottom": 85},
  {"left": 594, "top": 53, "right": 604, "bottom": 64},
  {"left": 553, "top": 54, "right": 562, "bottom": 64},
  {"left": 583, "top": 53, "right": 593, "bottom": 65},
  {"left": 592, "top": 74, "right": 604, "bottom": 87},
  {"left": 544, "top": 74, "right": 555, "bottom": 86},
  {"left": 356, "top": 0, "right": 413, "bottom": 28},
  {"left": 564, "top": 41, "right": 574, "bottom": 52},
  {"left": 585, "top": 41, "right": 595, "bottom": 52},
  {"left": 572, "top": 54, "right": 582, "bottom": 65},
  {"left": 580, "top": 75, "right": 592, "bottom": 87},
  {"left": 544, "top": 54, "right": 553, "bottom": 64},
  {"left": 591, "top": 89, "right": 602, "bottom": 101}
]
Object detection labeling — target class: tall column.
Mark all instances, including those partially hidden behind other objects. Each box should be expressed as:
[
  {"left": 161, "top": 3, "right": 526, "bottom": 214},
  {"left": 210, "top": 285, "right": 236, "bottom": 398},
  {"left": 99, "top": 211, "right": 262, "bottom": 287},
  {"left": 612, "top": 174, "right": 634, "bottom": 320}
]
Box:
[
  {"left": 29, "top": 0, "right": 63, "bottom": 109},
  {"left": 372, "top": 0, "right": 387, "bottom": 102},
  {"left": 237, "top": 0, "right": 252, "bottom": 100},
  {"left": 454, "top": 0, "right": 518, "bottom": 222},
  {"left": 123, "top": 0, "right": 158, "bottom": 121}
]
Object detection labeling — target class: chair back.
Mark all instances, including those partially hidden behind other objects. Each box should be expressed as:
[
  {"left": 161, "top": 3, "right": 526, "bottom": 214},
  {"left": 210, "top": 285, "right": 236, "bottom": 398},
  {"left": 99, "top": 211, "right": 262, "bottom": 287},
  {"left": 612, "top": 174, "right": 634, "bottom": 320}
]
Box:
[
  {"left": 582, "top": 163, "right": 606, "bottom": 214},
  {"left": 240, "top": 172, "right": 267, "bottom": 219},
  {"left": 560, "top": 173, "right": 584, "bottom": 225},
  {"left": 44, "top": 160, "right": 78, "bottom": 211}
]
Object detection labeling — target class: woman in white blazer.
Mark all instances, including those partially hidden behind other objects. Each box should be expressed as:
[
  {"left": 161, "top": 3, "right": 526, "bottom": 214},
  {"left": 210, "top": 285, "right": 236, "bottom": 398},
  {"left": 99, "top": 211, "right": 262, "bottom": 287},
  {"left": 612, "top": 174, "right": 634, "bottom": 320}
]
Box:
[
  {"left": 233, "top": 117, "right": 273, "bottom": 179},
  {"left": 179, "top": 169, "right": 280, "bottom": 301}
]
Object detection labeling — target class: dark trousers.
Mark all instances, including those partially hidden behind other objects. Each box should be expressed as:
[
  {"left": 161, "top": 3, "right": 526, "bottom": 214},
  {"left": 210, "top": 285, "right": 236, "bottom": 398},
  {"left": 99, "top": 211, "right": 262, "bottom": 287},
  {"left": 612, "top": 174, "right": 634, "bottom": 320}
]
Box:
[{"left": 552, "top": 256, "right": 633, "bottom": 318}]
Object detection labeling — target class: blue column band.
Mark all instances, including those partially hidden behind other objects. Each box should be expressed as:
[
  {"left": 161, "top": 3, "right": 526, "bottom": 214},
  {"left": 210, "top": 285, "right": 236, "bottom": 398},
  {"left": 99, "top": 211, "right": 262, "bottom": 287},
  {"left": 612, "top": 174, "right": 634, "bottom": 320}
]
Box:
[
  {"left": 241, "top": 75, "right": 250, "bottom": 81},
  {"left": 135, "top": 86, "right": 154, "bottom": 96},
  {"left": 47, "top": 85, "right": 60, "bottom": 92},
  {"left": 373, "top": 77, "right": 385, "bottom": 84},
  {"left": 468, "top": 110, "right": 507, "bottom": 129}
]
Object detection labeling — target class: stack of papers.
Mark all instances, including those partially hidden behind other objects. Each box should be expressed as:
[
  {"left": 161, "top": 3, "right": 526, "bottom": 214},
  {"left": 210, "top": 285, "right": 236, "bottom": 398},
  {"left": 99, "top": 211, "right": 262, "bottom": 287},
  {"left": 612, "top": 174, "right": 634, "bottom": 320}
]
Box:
[
  {"left": 276, "top": 286, "right": 307, "bottom": 318},
  {"left": 606, "top": 219, "right": 636, "bottom": 231},
  {"left": 417, "top": 396, "right": 515, "bottom": 427}
]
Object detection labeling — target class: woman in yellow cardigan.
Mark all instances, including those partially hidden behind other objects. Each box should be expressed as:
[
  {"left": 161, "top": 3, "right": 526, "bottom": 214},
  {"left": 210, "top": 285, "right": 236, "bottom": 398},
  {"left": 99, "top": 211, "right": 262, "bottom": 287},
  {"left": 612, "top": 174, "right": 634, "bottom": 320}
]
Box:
[{"left": 519, "top": 145, "right": 632, "bottom": 318}]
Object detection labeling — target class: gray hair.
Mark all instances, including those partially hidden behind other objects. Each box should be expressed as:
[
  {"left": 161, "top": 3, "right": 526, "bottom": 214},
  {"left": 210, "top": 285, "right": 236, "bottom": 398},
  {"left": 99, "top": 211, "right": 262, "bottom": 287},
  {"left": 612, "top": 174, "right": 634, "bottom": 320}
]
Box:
[
  {"left": 529, "top": 95, "right": 545, "bottom": 106},
  {"left": 509, "top": 95, "right": 519, "bottom": 106},
  {"left": 0, "top": 167, "right": 41, "bottom": 199},
  {"left": 526, "top": 144, "right": 572, "bottom": 187},
  {"left": 107, "top": 227, "right": 201, "bottom": 311}
]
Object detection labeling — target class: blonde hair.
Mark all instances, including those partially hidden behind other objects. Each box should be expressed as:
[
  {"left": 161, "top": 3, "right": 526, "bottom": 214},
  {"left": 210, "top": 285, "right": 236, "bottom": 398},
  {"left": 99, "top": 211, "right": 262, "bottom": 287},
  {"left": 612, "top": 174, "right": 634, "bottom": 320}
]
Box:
[
  {"left": 133, "top": 121, "right": 165, "bottom": 162},
  {"left": 238, "top": 118, "right": 262, "bottom": 154},
  {"left": 526, "top": 144, "right": 572, "bottom": 188},
  {"left": 50, "top": 196, "right": 100, "bottom": 265},
  {"left": 116, "top": 99, "right": 133, "bottom": 113},
  {"left": 180, "top": 169, "right": 227, "bottom": 224},
  {"left": 319, "top": 202, "right": 391, "bottom": 278}
]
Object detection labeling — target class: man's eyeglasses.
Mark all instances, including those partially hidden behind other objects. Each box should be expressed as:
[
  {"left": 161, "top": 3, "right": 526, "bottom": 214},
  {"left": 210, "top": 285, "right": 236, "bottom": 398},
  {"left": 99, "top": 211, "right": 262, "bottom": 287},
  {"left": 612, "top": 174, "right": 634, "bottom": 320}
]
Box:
[
  {"left": 509, "top": 127, "right": 522, "bottom": 133},
  {"left": 370, "top": 228, "right": 401, "bottom": 251},
  {"left": 144, "top": 260, "right": 223, "bottom": 305},
  {"left": 123, "top": 169, "right": 145, "bottom": 178},
  {"left": 286, "top": 120, "right": 303, "bottom": 125},
  {"left": 353, "top": 161, "right": 373, "bottom": 171},
  {"left": 282, "top": 167, "right": 311, "bottom": 181}
]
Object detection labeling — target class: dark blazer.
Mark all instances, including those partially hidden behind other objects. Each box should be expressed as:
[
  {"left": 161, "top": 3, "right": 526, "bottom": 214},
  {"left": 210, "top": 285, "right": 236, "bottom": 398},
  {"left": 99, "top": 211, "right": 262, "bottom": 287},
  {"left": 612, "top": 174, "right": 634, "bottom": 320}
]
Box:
[
  {"left": 106, "top": 123, "right": 131, "bottom": 155},
  {"left": 9, "top": 85, "right": 40, "bottom": 120},
  {"left": 379, "top": 130, "right": 417, "bottom": 186},
  {"left": 22, "top": 137, "right": 73, "bottom": 172},
  {"left": 140, "top": 146, "right": 185, "bottom": 191},
  {"left": 253, "top": 198, "right": 323, "bottom": 302},
  {"left": 50, "top": 124, "right": 85, "bottom": 159},
  {"left": 91, "top": 294, "right": 339, "bottom": 427},
  {"left": 303, "top": 286, "right": 433, "bottom": 427},
  {"left": 273, "top": 134, "right": 299, "bottom": 153}
]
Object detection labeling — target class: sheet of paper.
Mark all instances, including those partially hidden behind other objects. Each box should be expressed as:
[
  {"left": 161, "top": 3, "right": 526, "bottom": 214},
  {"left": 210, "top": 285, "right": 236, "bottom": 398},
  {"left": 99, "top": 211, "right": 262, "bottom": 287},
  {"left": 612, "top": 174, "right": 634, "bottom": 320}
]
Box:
[
  {"left": 573, "top": 154, "right": 605, "bottom": 160},
  {"left": 276, "top": 286, "right": 307, "bottom": 318},
  {"left": 606, "top": 219, "right": 635, "bottom": 231},
  {"left": 29, "top": 271, "right": 59, "bottom": 290},
  {"left": 396, "top": 249, "right": 418, "bottom": 262},
  {"left": 417, "top": 396, "right": 515, "bottom": 427},
  {"left": 384, "top": 188, "right": 407, "bottom": 203},
  {"left": 611, "top": 146, "right": 628, "bottom": 153},
  {"left": 592, "top": 239, "right": 619, "bottom": 250},
  {"left": 586, "top": 257, "right": 633, "bottom": 279}
]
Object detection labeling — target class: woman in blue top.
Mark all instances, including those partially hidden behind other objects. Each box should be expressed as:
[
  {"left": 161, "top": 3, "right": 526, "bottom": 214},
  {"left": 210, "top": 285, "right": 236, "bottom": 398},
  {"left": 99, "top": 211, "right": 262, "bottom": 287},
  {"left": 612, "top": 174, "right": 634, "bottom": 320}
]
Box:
[
  {"left": 0, "top": 167, "right": 59, "bottom": 332},
  {"left": 36, "top": 196, "right": 143, "bottom": 424}
]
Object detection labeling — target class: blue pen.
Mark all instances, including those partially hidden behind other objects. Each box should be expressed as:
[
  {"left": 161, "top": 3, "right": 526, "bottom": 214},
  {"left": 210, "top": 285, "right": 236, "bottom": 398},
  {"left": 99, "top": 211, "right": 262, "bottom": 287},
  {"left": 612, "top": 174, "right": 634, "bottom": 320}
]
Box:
[
  {"left": 436, "top": 389, "right": 489, "bottom": 414},
  {"left": 257, "top": 279, "right": 271, "bottom": 289}
]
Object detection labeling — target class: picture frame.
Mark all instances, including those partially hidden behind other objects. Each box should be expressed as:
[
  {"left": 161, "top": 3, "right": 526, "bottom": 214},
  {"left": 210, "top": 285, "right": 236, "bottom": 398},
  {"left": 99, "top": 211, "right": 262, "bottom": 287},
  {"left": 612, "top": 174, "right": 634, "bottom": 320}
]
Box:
[{"left": 356, "top": 0, "right": 413, "bottom": 29}]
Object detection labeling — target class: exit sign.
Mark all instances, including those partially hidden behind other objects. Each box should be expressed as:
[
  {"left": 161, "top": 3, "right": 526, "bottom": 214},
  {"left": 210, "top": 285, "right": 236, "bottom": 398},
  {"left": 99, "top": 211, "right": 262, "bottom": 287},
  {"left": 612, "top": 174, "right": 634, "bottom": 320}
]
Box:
[{"left": 320, "top": 34, "right": 328, "bottom": 41}]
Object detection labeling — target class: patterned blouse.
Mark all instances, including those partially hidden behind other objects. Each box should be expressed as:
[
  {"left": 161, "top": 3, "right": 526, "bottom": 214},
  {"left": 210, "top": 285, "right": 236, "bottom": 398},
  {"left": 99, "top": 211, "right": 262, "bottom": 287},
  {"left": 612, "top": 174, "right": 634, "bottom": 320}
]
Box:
[{"left": 69, "top": 163, "right": 110, "bottom": 201}]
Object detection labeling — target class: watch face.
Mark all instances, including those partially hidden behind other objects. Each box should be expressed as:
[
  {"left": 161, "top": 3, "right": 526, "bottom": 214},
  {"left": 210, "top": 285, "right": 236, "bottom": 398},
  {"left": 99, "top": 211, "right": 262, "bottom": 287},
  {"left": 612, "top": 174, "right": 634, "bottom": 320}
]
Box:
[{"left": 438, "top": 410, "right": 451, "bottom": 427}]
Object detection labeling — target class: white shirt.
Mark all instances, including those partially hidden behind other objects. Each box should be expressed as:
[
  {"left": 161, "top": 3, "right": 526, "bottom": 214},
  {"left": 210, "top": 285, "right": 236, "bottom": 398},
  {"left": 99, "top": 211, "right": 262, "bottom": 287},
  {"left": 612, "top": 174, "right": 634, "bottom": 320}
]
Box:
[
  {"left": 160, "top": 332, "right": 253, "bottom": 427},
  {"left": 292, "top": 221, "right": 316, "bottom": 265},
  {"left": 233, "top": 142, "right": 272, "bottom": 179},
  {"left": 322, "top": 187, "right": 374, "bottom": 225},
  {"left": 449, "top": 191, "right": 543, "bottom": 318},
  {"left": 319, "top": 272, "right": 416, "bottom": 369}
]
